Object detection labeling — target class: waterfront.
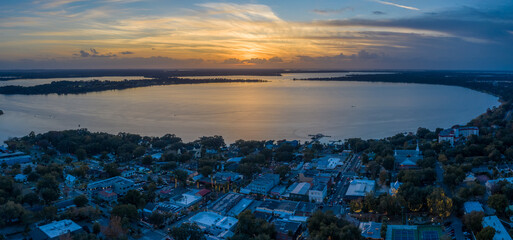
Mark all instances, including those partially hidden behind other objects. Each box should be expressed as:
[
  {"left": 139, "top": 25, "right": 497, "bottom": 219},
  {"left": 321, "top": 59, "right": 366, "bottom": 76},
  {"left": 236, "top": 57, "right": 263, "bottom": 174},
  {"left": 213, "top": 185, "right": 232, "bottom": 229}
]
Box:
[{"left": 0, "top": 72, "right": 500, "bottom": 143}]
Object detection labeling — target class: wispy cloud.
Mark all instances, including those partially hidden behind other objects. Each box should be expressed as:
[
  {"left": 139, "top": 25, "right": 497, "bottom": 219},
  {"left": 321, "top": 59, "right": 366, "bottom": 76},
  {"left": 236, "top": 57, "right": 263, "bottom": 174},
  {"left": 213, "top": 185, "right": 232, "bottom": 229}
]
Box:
[
  {"left": 312, "top": 7, "right": 353, "bottom": 15},
  {"left": 374, "top": 0, "right": 419, "bottom": 11}
]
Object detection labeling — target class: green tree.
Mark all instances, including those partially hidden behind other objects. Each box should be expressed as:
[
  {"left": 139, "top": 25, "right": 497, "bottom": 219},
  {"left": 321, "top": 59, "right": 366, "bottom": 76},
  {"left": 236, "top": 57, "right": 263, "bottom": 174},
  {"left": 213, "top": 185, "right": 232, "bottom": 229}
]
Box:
[
  {"left": 170, "top": 223, "right": 205, "bottom": 240},
  {"left": 307, "top": 210, "right": 363, "bottom": 240},
  {"left": 148, "top": 212, "right": 165, "bottom": 227},
  {"left": 463, "top": 211, "right": 484, "bottom": 234},
  {"left": 274, "top": 165, "right": 291, "bottom": 179},
  {"left": 426, "top": 188, "right": 453, "bottom": 219},
  {"left": 488, "top": 194, "right": 508, "bottom": 215},
  {"left": 476, "top": 226, "right": 496, "bottom": 240},
  {"left": 233, "top": 210, "right": 276, "bottom": 239},
  {"left": 199, "top": 166, "right": 213, "bottom": 177},
  {"left": 75, "top": 148, "right": 87, "bottom": 161},
  {"left": 40, "top": 188, "right": 59, "bottom": 204},
  {"left": 0, "top": 201, "right": 27, "bottom": 226},
  {"left": 73, "top": 195, "right": 89, "bottom": 207},
  {"left": 141, "top": 155, "right": 153, "bottom": 165},
  {"left": 111, "top": 204, "right": 138, "bottom": 221},
  {"left": 22, "top": 192, "right": 40, "bottom": 207},
  {"left": 92, "top": 222, "right": 101, "bottom": 235},
  {"left": 119, "top": 190, "right": 146, "bottom": 209},
  {"left": 173, "top": 169, "right": 188, "bottom": 187}
]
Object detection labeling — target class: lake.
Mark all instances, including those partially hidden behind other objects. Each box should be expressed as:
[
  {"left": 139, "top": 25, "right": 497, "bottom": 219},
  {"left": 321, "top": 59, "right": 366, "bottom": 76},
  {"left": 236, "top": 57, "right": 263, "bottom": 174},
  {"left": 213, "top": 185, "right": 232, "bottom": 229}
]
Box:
[{"left": 0, "top": 72, "right": 500, "bottom": 143}]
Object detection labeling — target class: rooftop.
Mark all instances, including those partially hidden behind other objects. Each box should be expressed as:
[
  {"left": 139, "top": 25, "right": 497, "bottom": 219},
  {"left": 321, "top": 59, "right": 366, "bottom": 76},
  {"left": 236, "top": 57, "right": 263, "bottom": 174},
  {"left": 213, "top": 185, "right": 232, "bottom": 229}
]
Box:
[
  {"left": 38, "top": 220, "right": 82, "bottom": 239},
  {"left": 482, "top": 216, "right": 512, "bottom": 240},
  {"left": 345, "top": 179, "right": 375, "bottom": 198},
  {"left": 463, "top": 201, "right": 484, "bottom": 214}
]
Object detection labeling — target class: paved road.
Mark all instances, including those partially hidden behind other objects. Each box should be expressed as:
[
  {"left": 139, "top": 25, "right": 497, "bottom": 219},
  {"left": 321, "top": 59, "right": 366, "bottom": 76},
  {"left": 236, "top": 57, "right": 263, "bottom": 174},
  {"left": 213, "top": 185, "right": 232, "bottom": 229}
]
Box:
[{"left": 436, "top": 162, "right": 464, "bottom": 240}]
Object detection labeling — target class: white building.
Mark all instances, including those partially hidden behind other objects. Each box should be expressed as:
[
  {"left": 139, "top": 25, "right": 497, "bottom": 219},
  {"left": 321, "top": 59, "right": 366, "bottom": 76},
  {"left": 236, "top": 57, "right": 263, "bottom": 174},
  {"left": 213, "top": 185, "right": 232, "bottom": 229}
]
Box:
[
  {"left": 189, "top": 212, "right": 238, "bottom": 235},
  {"left": 309, "top": 183, "right": 327, "bottom": 203}
]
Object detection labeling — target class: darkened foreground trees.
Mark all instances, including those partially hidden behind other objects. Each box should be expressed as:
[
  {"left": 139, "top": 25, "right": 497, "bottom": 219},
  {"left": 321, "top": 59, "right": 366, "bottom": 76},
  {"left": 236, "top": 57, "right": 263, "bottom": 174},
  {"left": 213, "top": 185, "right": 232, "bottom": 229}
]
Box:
[
  {"left": 307, "top": 210, "right": 363, "bottom": 240},
  {"left": 232, "top": 210, "right": 276, "bottom": 240},
  {"left": 170, "top": 223, "right": 205, "bottom": 240},
  {"left": 0, "top": 78, "right": 266, "bottom": 95}
]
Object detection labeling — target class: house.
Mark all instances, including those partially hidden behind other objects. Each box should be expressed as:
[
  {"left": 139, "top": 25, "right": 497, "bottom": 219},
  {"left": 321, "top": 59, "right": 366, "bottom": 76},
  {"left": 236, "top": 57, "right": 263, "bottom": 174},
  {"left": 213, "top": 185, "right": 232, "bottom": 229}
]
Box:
[
  {"left": 31, "top": 219, "right": 83, "bottom": 240},
  {"left": 359, "top": 222, "right": 382, "bottom": 240},
  {"left": 65, "top": 174, "right": 77, "bottom": 186},
  {"left": 389, "top": 181, "right": 402, "bottom": 196},
  {"left": 464, "top": 173, "right": 477, "bottom": 183},
  {"left": 482, "top": 216, "right": 512, "bottom": 240},
  {"left": 14, "top": 174, "right": 28, "bottom": 182},
  {"left": 345, "top": 179, "right": 375, "bottom": 200}
]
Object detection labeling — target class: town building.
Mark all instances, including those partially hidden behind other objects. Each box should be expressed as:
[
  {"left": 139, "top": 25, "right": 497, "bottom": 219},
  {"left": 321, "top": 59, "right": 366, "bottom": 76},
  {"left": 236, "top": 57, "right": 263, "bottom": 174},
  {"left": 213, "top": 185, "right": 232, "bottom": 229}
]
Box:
[
  {"left": 256, "top": 200, "right": 299, "bottom": 217},
  {"left": 438, "top": 126, "right": 479, "bottom": 145},
  {"left": 482, "top": 216, "right": 512, "bottom": 240},
  {"left": 87, "top": 176, "right": 135, "bottom": 196},
  {"left": 242, "top": 174, "right": 280, "bottom": 195},
  {"left": 274, "top": 220, "right": 303, "bottom": 240},
  {"left": 31, "top": 219, "right": 83, "bottom": 240},
  {"left": 463, "top": 201, "right": 484, "bottom": 214},
  {"left": 289, "top": 182, "right": 311, "bottom": 201},
  {"left": 308, "top": 182, "right": 327, "bottom": 203},
  {"left": 189, "top": 211, "right": 238, "bottom": 236},
  {"left": 394, "top": 144, "right": 422, "bottom": 169},
  {"left": 345, "top": 179, "right": 376, "bottom": 200},
  {"left": 98, "top": 189, "right": 117, "bottom": 203},
  {"left": 0, "top": 146, "right": 31, "bottom": 165}
]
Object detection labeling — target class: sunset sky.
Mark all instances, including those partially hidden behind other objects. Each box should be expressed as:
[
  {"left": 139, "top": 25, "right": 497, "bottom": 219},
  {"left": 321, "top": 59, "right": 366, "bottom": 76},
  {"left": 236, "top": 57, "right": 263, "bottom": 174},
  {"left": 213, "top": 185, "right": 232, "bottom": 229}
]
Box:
[{"left": 1, "top": 0, "right": 512, "bottom": 69}]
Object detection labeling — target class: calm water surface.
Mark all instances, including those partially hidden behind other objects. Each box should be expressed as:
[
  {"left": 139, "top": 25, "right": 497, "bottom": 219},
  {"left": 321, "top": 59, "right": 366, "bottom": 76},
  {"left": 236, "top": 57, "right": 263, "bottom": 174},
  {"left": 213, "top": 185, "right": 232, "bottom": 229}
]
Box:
[{"left": 0, "top": 72, "right": 500, "bottom": 143}]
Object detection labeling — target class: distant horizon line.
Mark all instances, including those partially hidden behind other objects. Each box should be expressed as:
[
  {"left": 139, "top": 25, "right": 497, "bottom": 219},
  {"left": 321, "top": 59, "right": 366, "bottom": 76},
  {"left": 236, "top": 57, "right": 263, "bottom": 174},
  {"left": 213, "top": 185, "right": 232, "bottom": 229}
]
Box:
[{"left": 1, "top": 68, "right": 512, "bottom": 73}]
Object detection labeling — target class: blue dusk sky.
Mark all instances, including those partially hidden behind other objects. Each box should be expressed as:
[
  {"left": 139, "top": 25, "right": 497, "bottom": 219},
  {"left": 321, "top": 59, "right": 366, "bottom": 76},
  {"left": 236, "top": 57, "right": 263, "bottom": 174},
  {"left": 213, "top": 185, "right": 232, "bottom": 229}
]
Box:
[{"left": 0, "top": 0, "right": 512, "bottom": 69}]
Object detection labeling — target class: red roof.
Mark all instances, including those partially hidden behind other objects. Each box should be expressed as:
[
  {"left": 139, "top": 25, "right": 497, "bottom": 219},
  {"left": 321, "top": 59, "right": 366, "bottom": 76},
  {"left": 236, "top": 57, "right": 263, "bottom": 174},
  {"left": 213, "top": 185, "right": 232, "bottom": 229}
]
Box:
[
  {"left": 196, "top": 189, "right": 211, "bottom": 197},
  {"left": 99, "top": 190, "right": 117, "bottom": 198}
]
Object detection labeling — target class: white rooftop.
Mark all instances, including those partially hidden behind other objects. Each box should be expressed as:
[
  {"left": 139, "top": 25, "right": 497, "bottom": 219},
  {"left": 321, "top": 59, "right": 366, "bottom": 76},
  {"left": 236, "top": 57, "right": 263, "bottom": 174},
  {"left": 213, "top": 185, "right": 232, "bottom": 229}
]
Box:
[
  {"left": 345, "top": 179, "right": 375, "bottom": 197},
  {"left": 175, "top": 193, "right": 202, "bottom": 207},
  {"left": 482, "top": 216, "right": 512, "bottom": 240},
  {"left": 189, "top": 212, "right": 238, "bottom": 230},
  {"left": 38, "top": 219, "right": 82, "bottom": 238},
  {"left": 215, "top": 216, "right": 238, "bottom": 230}
]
